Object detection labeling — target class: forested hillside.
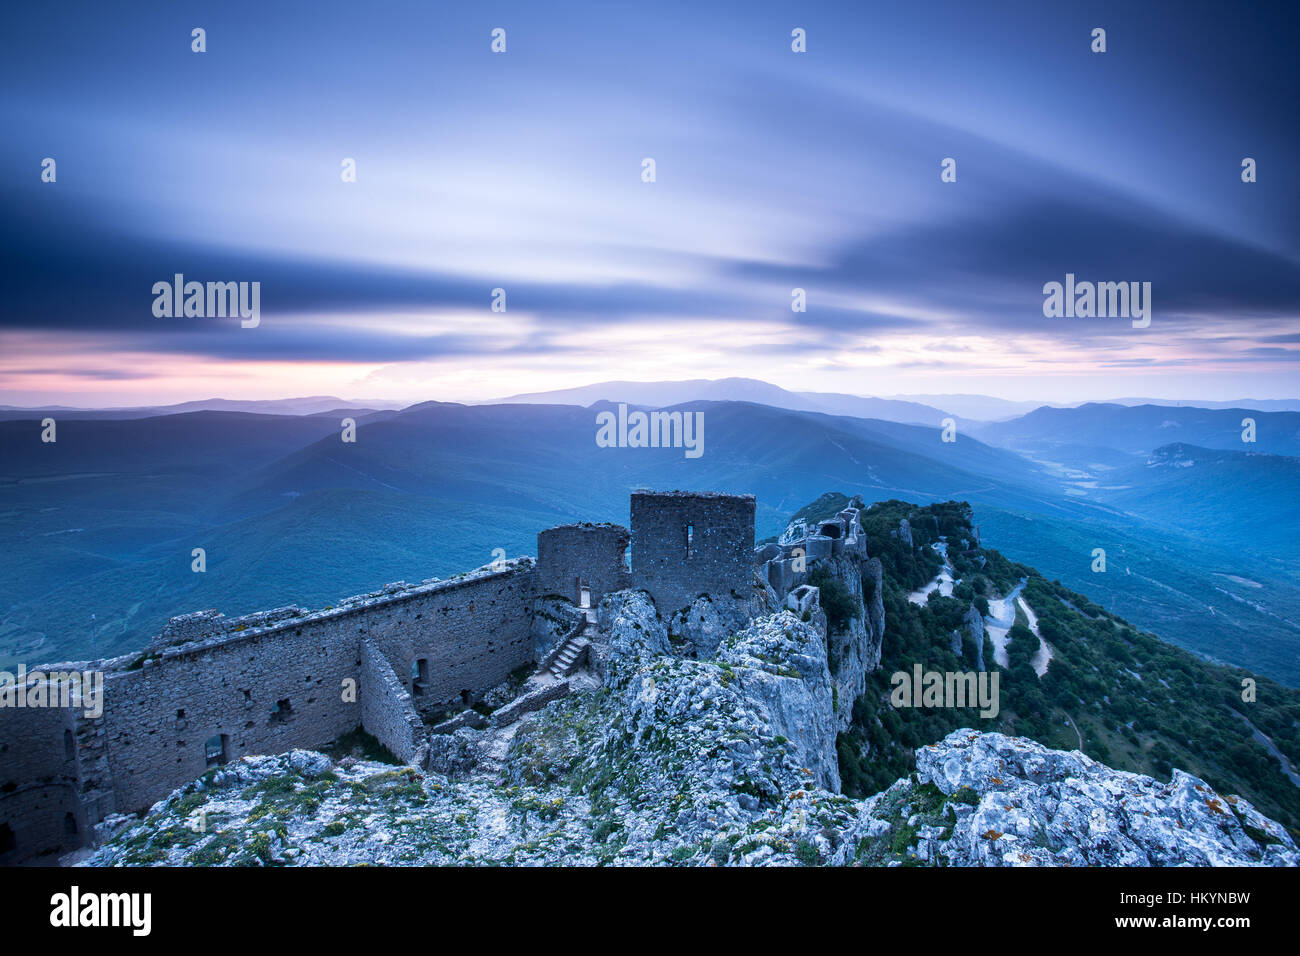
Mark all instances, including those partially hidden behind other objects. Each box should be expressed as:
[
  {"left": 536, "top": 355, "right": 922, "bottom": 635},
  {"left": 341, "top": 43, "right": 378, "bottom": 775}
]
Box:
[{"left": 833, "top": 499, "right": 1300, "bottom": 838}]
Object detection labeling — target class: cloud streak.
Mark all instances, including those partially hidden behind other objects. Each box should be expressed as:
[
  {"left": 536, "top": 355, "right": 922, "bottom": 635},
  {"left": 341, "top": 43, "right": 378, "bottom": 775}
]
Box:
[{"left": 1, "top": 0, "right": 1296, "bottom": 404}]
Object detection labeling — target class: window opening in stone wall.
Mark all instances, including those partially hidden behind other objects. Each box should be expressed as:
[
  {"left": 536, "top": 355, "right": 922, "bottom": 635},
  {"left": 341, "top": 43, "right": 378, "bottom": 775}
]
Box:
[
  {"left": 686, "top": 523, "right": 694, "bottom": 559},
  {"left": 579, "top": 581, "right": 591, "bottom": 609},
  {"left": 205, "top": 733, "right": 229, "bottom": 767},
  {"left": 64, "top": 729, "right": 75, "bottom": 761},
  {"left": 63, "top": 813, "right": 78, "bottom": 836},
  {"left": 412, "top": 658, "right": 429, "bottom": 696},
  {"left": 270, "top": 698, "right": 293, "bottom": 724}
]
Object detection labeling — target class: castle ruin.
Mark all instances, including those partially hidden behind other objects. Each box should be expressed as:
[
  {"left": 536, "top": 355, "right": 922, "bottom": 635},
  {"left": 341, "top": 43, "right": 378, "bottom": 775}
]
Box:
[
  {"left": 1, "top": 489, "right": 774, "bottom": 864},
  {"left": 630, "top": 490, "right": 755, "bottom": 615}
]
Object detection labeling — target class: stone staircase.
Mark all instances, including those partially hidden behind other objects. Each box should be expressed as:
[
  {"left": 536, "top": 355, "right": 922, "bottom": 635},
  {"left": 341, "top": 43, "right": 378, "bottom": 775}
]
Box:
[
  {"left": 535, "top": 608, "right": 597, "bottom": 681},
  {"left": 548, "top": 634, "right": 590, "bottom": 678}
]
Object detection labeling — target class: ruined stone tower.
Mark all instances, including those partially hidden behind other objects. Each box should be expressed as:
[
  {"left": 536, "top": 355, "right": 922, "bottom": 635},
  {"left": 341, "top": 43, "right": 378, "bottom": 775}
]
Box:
[
  {"left": 536, "top": 523, "right": 631, "bottom": 608},
  {"left": 629, "top": 490, "right": 755, "bottom": 615}
]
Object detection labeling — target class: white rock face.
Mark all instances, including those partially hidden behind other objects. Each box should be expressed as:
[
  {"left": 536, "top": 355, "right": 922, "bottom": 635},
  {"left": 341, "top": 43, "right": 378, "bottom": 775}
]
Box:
[
  {"left": 718, "top": 613, "right": 841, "bottom": 792},
  {"left": 818, "top": 553, "right": 884, "bottom": 733},
  {"left": 907, "top": 731, "right": 1299, "bottom": 867},
  {"left": 665, "top": 591, "right": 770, "bottom": 659}
]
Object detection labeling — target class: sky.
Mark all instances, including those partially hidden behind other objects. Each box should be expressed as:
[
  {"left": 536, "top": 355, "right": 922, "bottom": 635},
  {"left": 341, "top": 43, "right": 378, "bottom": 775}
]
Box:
[{"left": 1, "top": 0, "right": 1298, "bottom": 407}]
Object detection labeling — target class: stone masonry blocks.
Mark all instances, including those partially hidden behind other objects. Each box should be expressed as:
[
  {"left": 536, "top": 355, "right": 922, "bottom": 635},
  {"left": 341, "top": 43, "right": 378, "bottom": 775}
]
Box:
[
  {"left": 536, "top": 523, "right": 631, "bottom": 608},
  {"left": 630, "top": 490, "right": 755, "bottom": 615},
  {"left": 360, "top": 638, "right": 425, "bottom": 764}
]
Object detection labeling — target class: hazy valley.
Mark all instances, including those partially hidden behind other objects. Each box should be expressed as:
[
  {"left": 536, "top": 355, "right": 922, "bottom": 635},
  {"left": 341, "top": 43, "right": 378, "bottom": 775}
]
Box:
[{"left": 2, "top": 387, "right": 1297, "bottom": 690}]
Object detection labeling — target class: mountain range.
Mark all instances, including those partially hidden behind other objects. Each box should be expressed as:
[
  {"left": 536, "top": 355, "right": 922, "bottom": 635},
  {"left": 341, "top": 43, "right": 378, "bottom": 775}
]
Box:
[
  {"left": 2, "top": 383, "right": 1297, "bottom": 688},
  {"left": 10, "top": 378, "right": 1300, "bottom": 424}
]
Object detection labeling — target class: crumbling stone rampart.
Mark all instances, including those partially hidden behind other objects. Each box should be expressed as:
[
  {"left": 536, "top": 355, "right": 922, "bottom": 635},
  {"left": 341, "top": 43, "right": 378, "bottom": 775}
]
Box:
[
  {"left": 630, "top": 490, "right": 755, "bottom": 615},
  {"left": 1, "top": 490, "right": 793, "bottom": 862},
  {"left": 536, "top": 523, "right": 630, "bottom": 608}
]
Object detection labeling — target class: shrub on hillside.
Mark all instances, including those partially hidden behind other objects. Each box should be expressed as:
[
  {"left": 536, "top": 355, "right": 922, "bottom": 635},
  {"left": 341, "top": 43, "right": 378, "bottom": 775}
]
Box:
[{"left": 808, "top": 566, "right": 858, "bottom": 635}]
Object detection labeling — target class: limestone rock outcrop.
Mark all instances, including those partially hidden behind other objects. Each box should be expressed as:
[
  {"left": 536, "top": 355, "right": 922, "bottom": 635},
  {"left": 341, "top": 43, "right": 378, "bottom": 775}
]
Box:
[
  {"left": 717, "top": 613, "right": 840, "bottom": 792},
  {"left": 817, "top": 553, "right": 885, "bottom": 732},
  {"left": 665, "top": 591, "right": 769, "bottom": 660},
  {"left": 888, "top": 730, "right": 1300, "bottom": 867}
]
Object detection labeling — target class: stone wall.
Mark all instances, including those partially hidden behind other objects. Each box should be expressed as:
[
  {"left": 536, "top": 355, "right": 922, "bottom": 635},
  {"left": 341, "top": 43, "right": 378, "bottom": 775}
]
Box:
[
  {"left": 360, "top": 639, "right": 425, "bottom": 764},
  {"left": 489, "top": 678, "right": 569, "bottom": 728},
  {"left": 99, "top": 621, "right": 363, "bottom": 815},
  {"left": 0, "top": 702, "right": 83, "bottom": 864},
  {"left": 0, "top": 562, "right": 540, "bottom": 857},
  {"left": 97, "top": 564, "right": 537, "bottom": 813},
  {"left": 363, "top": 567, "right": 538, "bottom": 717},
  {"left": 536, "top": 523, "right": 631, "bottom": 607},
  {"left": 630, "top": 490, "right": 755, "bottom": 615},
  {"left": 761, "top": 505, "right": 866, "bottom": 597}
]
